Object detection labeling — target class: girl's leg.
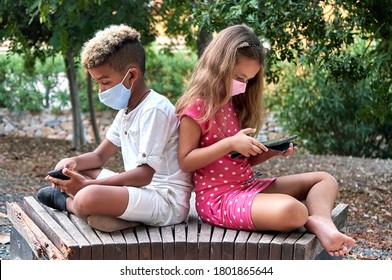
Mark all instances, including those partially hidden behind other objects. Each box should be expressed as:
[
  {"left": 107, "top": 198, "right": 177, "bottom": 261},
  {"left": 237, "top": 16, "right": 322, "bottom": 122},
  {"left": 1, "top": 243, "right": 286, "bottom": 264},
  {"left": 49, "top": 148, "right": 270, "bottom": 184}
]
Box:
[
  {"left": 256, "top": 172, "right": 355, "bottom": 256},
  {"left": 251, "top": 193, "right": 309, "bottom": 232}
]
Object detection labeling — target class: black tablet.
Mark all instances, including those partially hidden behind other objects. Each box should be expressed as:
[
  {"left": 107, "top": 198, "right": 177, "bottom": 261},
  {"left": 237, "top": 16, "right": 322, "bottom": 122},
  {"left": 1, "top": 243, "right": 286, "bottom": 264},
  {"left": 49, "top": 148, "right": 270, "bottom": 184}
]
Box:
[
  {"left": 229, "top": 135, "right": 298, "bottom": 158},
  {"left": 263, "top": 135, "right": 298, "bottom": 152}
]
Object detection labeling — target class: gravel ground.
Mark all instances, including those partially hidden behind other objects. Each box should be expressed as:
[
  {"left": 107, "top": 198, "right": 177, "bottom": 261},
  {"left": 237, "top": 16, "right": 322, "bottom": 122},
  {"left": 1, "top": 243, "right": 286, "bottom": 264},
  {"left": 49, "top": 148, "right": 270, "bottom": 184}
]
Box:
[{"left": 0, "top": 135, "right": 391, "bottom": 260}]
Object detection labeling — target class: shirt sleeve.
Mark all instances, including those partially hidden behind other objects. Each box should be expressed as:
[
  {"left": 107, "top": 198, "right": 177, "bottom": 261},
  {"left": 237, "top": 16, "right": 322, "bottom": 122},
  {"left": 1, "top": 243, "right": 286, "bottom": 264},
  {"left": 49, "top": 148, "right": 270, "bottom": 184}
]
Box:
[
  {"left": 179, "top": 98, "right": 209, "bottom": 133},
  {"left": 105, "top": 110, "right": 123, "bottom": 147},
  {"left": 135, "top": 107, "right": 176, "bottom": 171}
]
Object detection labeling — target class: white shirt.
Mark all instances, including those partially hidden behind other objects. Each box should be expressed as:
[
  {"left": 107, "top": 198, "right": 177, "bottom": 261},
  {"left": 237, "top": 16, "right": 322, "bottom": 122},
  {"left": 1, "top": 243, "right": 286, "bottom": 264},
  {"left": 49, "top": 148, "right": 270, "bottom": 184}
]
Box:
[{"left": 106, "top": 90, "right": 192, "bottom": 208}]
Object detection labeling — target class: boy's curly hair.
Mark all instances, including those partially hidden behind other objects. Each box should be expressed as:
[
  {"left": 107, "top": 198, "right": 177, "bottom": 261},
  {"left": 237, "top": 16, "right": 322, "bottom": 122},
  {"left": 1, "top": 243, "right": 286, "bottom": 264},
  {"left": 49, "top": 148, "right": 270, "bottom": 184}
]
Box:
[{"left": 81, "top": 24, "right": 146, "bottom": 73}]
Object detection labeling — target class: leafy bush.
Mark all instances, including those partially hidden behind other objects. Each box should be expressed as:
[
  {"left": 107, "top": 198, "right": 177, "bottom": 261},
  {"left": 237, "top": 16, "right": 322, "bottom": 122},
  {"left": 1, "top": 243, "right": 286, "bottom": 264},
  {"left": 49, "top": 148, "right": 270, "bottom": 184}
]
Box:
[
  {"left": 0, "top": 47, "right": 197, "bottom": 113},
  {"left": 145, "top": 45, "right": 196, "bottom": 104},
  {"left": 0, "top": 54, "right": 68, "bottom": 112},
  {"left": 265, "top": 46, "right": 392, "bottom": 159}
]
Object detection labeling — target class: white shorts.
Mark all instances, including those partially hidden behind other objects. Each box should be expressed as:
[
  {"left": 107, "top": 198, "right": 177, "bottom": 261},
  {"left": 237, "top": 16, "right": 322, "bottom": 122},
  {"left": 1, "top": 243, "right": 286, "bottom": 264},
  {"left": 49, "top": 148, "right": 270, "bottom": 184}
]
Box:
[{"left": 96, "top": 169, "right": 189, "bottom": 226}]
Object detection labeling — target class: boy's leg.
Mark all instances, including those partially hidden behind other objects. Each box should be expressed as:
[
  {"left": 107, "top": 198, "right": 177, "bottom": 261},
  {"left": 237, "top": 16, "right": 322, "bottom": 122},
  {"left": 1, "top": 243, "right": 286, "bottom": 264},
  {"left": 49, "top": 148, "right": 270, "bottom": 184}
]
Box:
[
  {"left": 69, "top": 184, "right": 129, "bottom": 219},
  {"left": 71, "top": 184, "right": 181, "bottom": 228},
  {"left": 86, "top": 215, "right": 141, "bottom": 232},
  {"left": 67, "top": 184, "right": 141, "bottom": 232}
]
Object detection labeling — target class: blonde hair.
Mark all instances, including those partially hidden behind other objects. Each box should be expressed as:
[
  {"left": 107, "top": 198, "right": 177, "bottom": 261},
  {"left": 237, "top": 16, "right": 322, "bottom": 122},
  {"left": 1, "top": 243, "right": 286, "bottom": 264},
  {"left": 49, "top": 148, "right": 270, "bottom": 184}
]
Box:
[
  {"left": 81, "top": 24, "right": 146, "bottom": 74},
  {"left": 176, "top": 24, "right": 266, "bottom": 134}
]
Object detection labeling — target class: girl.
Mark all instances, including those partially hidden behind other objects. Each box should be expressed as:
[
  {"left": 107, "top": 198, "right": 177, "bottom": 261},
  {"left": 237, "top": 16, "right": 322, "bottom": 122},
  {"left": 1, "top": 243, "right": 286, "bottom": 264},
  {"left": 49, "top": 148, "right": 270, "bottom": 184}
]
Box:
[{"left": 175, "top": 24, "right": 355, "bottom": 257}]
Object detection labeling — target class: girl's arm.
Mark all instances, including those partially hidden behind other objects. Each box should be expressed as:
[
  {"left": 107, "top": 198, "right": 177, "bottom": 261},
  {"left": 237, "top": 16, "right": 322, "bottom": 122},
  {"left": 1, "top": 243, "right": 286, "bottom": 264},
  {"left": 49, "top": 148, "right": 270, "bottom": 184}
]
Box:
[
  {"left": 249, "top": 143, "right": 297, "bottom": 166},
  {"left": 177, "top": 116, "right": 267, "bottom": 173}
]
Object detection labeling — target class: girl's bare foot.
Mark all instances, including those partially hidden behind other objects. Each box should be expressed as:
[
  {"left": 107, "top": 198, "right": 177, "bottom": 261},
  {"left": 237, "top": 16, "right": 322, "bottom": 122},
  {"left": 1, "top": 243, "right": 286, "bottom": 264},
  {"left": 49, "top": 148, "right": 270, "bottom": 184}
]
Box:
[{"left": 305, "top": 215, "right": 356, "bottom": 257}]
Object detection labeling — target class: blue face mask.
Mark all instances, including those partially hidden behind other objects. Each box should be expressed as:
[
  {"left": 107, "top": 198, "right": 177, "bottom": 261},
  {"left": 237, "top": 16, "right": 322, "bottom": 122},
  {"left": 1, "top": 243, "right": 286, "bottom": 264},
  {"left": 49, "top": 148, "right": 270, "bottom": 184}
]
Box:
[{"left": 99, "top": 70, "right": 132, "bottom": 110}]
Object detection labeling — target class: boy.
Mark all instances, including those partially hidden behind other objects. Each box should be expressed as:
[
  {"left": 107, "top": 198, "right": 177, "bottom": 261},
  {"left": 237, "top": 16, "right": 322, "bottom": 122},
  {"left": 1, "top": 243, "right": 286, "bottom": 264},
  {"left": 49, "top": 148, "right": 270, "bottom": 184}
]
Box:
[{"left": 37, "top": 24, "right": 192, "bottom": 232}]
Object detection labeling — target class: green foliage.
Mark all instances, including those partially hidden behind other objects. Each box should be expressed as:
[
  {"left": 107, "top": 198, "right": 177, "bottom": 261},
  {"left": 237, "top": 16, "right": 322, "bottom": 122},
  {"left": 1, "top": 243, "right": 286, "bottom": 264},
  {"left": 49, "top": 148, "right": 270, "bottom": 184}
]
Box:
[
  {"left": 0, "top": 1, "right": 157, "bottom": 59},
  {"left": 1, "top": 0, "right": 391, "bottom": 156},
  {"left": 0, "top": 48, "right": 197, "bottom": 112},
  {"left": 265, "top": 50, "right": 391, "bottom": 158},
  {"left": 145, "top": 45, "right": 197, "bottom": 104},
  {"left": 0, "top": 0, "right": 160, "bottom": 148},
  {"left": 0, "top": 54, "right": 67, "bottom": 112},
  {"left": 157, "top": 0, "right": 198, "bottom": 50}
]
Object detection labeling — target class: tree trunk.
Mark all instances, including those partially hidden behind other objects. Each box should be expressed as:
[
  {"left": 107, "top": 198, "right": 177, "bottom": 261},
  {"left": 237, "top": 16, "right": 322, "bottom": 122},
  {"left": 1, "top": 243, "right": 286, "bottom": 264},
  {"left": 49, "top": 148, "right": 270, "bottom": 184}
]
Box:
[
  {"left": 197, "top": 28, "right": 212, "bottom": 58},
  {"left": 87, "top": 73, "right": 101, "bottom": 144},
  {"left": 64, "top": 49, "right": 84, "bottom": 149}
]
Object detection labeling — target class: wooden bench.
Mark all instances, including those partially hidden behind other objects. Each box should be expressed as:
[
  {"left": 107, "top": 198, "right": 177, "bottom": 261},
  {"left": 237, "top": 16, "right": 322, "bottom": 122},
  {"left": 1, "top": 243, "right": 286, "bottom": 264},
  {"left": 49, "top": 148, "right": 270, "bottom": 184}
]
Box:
[{"left": 6, "top": 195, "right": 349, "bottom": 260}]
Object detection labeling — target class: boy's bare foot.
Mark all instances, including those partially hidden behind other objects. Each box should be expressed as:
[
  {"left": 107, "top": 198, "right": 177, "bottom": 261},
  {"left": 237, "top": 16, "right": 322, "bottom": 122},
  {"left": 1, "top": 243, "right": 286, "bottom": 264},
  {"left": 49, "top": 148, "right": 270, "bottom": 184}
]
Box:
[{"left": 305, "top": 215, "right": 356, "bottom": 257}]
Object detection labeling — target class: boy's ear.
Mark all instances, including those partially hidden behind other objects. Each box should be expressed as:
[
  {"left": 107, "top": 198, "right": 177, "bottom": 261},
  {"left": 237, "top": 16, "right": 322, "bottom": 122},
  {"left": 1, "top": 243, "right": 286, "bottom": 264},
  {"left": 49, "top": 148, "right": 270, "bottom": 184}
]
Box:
[{"left": 127, "top": 67, "right": 139, "bottom": 84}]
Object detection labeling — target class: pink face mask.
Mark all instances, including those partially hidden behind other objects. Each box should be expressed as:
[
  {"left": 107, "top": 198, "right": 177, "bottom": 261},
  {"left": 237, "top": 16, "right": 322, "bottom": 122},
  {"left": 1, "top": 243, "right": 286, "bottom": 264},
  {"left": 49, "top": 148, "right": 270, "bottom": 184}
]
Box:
[{"left": 231, "top": 79, "right": 247, "bottom": 96}]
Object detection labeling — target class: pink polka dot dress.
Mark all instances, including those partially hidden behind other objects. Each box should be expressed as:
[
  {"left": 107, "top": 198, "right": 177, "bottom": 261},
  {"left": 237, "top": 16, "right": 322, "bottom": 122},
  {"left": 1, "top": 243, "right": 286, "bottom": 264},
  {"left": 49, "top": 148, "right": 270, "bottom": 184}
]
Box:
[{"left": 181, "top": 99, "right": 275, "bottom": 230}]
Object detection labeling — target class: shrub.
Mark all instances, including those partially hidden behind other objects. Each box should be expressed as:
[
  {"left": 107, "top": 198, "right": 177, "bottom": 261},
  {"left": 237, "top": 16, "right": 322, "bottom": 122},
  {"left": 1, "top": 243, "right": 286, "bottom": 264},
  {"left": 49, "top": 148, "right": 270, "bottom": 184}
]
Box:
[
  {"left": 265, "top": 55, "right": 391, "bottom": 159},
  {"left": 0, "top": 54, "right": 68, "bottom": 112},
  {"left": 0, "top": 47, "right": 197, "bottom": 113},
  {"left": 145, "top": 45, "right": 196, "bottom": 104}
]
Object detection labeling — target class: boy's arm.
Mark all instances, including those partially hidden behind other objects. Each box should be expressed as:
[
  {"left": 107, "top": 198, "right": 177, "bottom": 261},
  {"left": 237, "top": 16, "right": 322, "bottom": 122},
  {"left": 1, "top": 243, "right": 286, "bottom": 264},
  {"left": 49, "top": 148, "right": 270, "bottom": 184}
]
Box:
[
  {"left": 56, "top": 139, "right": 118, "bottom": 171},
  {"left": 84, "top": 164, "right": 155, "bottom": 187}
]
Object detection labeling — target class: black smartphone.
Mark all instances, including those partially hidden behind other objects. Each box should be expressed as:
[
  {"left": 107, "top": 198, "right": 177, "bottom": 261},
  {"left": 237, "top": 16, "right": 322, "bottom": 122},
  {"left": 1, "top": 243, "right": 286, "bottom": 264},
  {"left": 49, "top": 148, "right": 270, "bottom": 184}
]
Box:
[
  {"left": 47, "top": 168, "right": 70, "bottom": 180},
  {"left": 229, "top": 135, "right": 298, "bottom": 158},
  {"left": 263, "top": 135, "right": 298, "bottom": 152}
]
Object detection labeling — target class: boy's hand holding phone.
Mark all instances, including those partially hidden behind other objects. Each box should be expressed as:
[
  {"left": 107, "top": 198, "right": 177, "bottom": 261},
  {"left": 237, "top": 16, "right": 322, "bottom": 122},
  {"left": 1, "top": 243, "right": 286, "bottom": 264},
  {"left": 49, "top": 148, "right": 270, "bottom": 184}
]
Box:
[{"left": 47, "top": 168, "right": 70, "bottom": 180}]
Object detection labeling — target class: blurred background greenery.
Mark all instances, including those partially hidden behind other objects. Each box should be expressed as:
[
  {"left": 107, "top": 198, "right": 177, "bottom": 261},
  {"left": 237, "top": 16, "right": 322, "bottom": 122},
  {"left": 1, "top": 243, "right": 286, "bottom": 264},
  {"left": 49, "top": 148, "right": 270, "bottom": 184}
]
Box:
[{"left": 0, "top": 0, "right": 391, "bottom": 158}]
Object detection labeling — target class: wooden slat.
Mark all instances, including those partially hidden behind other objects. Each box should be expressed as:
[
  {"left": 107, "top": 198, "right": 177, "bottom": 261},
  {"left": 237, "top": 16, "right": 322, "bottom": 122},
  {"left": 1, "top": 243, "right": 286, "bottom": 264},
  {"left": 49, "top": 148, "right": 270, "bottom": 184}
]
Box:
[
  {"left": 174, "top": 223, "right": 186, "bottom": 259},
  {"left": 293, "top": 233, "right": 318, "bottom": 260},
  {"left": 148, "top": 226, "right": 163, "bottom": 260},
  {"left": 69, "top": 214, "right": 104, "bottom": 259},
  {"left": 210, "top": 226, "right": 225, "bottom": 260},
  {"left": 222, "top": 229, "right": 237, "bottom": 260},
  {"left": 186, "top": 197, "right": 200, "bottom": 259},
  {"left": 246, "top": 232, "right": 262, "bottom": 260},
  {"left": 121, "top": 228, "right": 139, "bottom": 260},
  {"left": 9, "top": 227, "right": 39, "bottom": 260},
  {"left": 332, "top": 204, "right": 348, "bottom": 229},
  {"left": 186, "top": 218, "right": 199, "bottom": 260},
  {"left": 270, "top": 232, "right": 289, "bottom": 260},
  {"left": 111, "top": 231, "right": 127, "bottom": 260},
  {"left": 234, "top": 230, "right": 250, "bottom": 260},
  {"left": 44, "top": 207, "right": 92, "bottom": 260},
  {"left": 135, "top": 226, "right": 151, "bottom": 260},
  {"left": 160, "top": 226, "right": 175, "bottom": 260},
  {"left": 94, "top": 229, "right": 116, "bottom": 260},
  {"left": 23, "top": 197, "right": 78, "bottom": 259},
  {"left": 198, "top": 222, "right": 211, "bottom": 260},
  {"left": 7, "top": 202, "right": 64, "bottom": 260},
  {"left": 281, "top": 232, "right": 303, "bottom": 260},
  {"left": 258, "top": 233, "right": 275, "bottom": 260}
]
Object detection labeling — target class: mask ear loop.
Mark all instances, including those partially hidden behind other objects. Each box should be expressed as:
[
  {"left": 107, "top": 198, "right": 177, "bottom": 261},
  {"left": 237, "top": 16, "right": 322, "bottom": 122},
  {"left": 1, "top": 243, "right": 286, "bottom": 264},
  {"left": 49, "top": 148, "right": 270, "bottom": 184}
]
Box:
[{"left": 121, "top": 68, "right": 133, "bottom": 89}]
